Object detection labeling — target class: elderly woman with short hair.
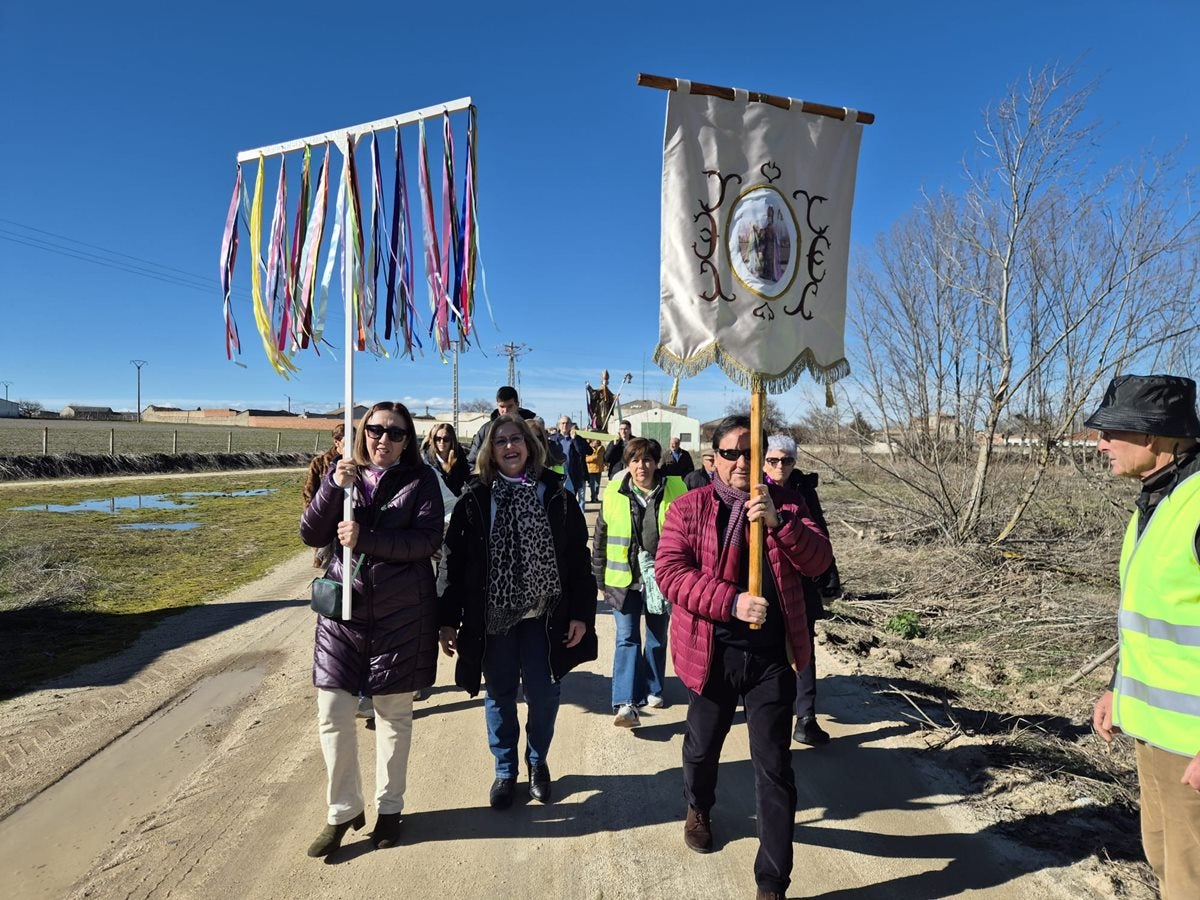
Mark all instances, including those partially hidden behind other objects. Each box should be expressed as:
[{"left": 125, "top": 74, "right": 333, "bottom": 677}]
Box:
[{"left": 763, "top": 433, "right": 841, "bottom": 746}]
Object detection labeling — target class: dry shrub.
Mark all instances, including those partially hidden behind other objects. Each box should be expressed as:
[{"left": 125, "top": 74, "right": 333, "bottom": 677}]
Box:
[
  {"left": 0, "top": 451, "right": 311, "bottom": 482},
  {"left": 0, "top": 540, "right": 93, "bottom": 612}
]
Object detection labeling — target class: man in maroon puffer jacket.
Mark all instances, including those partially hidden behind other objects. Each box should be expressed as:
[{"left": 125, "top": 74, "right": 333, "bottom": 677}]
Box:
[{"left": 655, "top": 415, "right": 832, "bottom": 900}]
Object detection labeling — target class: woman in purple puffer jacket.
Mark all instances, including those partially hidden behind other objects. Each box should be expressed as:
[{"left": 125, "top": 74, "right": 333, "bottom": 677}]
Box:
[{"left": 299, "top": 401, "right": 443, "bottom": 858}]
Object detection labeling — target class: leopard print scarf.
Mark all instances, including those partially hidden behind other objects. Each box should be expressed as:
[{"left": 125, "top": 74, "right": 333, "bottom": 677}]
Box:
[{"left": 486, "top": 476, "right": 562, "bottom": 635}]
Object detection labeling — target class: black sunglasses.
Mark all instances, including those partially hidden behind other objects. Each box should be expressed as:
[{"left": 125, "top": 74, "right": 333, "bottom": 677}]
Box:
[
  {"left": 715, "top": 448, "right": 753, "bottom": 461},
  {"left": 364, "top": 424, "right": 409, "bottom": 441}
]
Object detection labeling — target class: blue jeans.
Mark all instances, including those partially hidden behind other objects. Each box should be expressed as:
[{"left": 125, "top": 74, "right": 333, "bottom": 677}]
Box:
[
  {"left": 611, "top": 589, "right": 670, "bottom": 708},
  {"left": 482, "top": 618, "right": 561, "bottom": 778},
  {"left": 586, "top": 473, "right": 601, "bottom": 502}
]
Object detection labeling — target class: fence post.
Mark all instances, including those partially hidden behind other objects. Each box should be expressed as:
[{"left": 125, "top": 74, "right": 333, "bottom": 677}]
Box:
[
  {"left": 172, "top": 430, "right": 178, "bottom": 454},
  {"left": 227, "top": 431, "right": 233, "bottom": 453},
  {"left": 42, "top": 426, "right": 48, "bottom": 455},
  {"left": 276, "top": 431, "right": 281, "bottom": 452},
  {"left": 313, "top": 433, "right": 319, "bottom": 452},
  {"left": 109, "top": 428, "right": 115, "bottom": 455}
]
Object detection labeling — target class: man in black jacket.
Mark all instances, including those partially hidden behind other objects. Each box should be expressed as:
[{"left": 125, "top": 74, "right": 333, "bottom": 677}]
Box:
[
  {"left": 662, "top": 436, "right": 695, "bottom": 477},
  {"left": 466, "top": 386, "right": 537, "bottom": 469},
  {"left": 604, "top": 420, "right": 633, "bottom": 478},
  {"left": 684, "top": 449, "right": 715, "bottom": 490}
]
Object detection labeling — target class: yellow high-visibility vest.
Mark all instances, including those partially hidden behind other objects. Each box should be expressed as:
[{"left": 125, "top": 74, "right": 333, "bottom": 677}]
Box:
[
  {"left": 1113, "top": 471, "right": 1200, "bottom": 756},
  {"left": 601, "top": 474, "right": 687, "bottom": 588}
]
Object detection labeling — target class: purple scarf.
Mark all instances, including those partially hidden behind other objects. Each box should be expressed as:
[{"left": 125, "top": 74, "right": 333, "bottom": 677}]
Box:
[{"left": 712, "top": 472, "right": 751, "bottom": 584}]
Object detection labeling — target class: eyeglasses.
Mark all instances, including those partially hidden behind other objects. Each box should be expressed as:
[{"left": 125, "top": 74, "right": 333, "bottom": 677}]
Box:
[
  {"left": 493, "top": 433, "right": 526, "bottom": 448},
  {"left": 764, "top": 456, "right": 795, "bottom": 467},
  {"left": 434, "top": 435, "right": 453, "bottom": 443},
  {"left": 715, "top": 448, "right": 753, "bottom": 461},
  {"left": 364, "top": 424, "right": 409, "bottom": 441}
]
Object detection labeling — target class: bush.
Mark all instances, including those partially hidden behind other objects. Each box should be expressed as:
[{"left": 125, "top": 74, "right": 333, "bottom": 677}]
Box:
[{"left": 885, "top": 610, "right": 926, "bottom": 639}]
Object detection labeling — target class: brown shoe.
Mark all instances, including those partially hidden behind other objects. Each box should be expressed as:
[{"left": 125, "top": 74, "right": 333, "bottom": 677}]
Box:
[
  {"left": 684, "top": 805, "right": 713, "bottom": 853},
  {"left": 755, "top": 890, "right": 785, "bottom": 900}
]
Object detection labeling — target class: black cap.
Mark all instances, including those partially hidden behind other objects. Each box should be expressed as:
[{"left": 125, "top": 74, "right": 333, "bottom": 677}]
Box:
[{"left": 1084, "top": 374, "right": 1200, "bottom": 438}]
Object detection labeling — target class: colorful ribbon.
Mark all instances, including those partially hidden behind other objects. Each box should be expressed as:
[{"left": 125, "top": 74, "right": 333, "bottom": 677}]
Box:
[
  {"left": 219, "top": 166, "right": 242, "bottom": 360},
  {"left": 418, "top": 118, "right": 450, "bottom": 354}
]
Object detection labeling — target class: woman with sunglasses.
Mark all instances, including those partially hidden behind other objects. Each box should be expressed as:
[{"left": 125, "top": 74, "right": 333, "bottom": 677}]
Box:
[
  {"left": 300, "top": 401, "right": 444, "bottom": 856},
  {"left": 763, "top": 434, "right": 841, "bottom": 746},
  {"left": 437, "top": 414, "right": 597, "bottom": 809},
  {"left": 421, "top": 422, "right": 471, "bottom": 497},
  {"left": 593, "top": 437, "right": 688, "bottom": 727}
]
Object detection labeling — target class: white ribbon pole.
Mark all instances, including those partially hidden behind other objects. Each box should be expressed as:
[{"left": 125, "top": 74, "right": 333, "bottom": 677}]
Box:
[{"left": 341, "top": 135, "right": 356, "bottom": 622}]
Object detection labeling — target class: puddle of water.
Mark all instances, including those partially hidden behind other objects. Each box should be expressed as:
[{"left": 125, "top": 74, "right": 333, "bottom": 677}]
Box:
[
  {"left": 117, "top": 522, "right": 202, "bottom": 531},
  {"left": 0, "top": 666, "right": 267, "bottom": 900},
  {"left": 12, "top": 495, "right": 192, "bottom": 513},
  {"left": 11, "top": 488, "right": 276, "bottom": 515}
]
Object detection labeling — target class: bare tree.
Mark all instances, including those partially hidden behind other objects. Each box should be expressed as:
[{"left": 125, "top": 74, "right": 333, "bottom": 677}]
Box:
[
  {"left": 459, "top": 397, "right": 494, "bottom": 413},
  {"left": 17, "top": 399, "right": 43, "bottom": 418},
  {"left": 725, "top": 397, "right": 788, "bottom": 435},
  {"left": 850, "top": 64, "right": 1200, "bottom": 542}
]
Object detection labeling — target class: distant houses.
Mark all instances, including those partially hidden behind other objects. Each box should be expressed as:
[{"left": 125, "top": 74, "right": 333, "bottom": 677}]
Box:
[
  {"left": 0, "top": 398, "right": 19, "bottom": 418},
  {"left": 60, "top": 404, "right": 123, "bottom": 420}
]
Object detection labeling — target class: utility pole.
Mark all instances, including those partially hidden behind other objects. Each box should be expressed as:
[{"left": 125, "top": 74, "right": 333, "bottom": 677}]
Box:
[
  {"left": 0, "top": 381, "right": 11, "bottom": 401},
  {"left": 496, "top": 342, "right": 530, "bottom": 390},
  {"left": 130, "top": 360, "right": 148, "bottom": 423},
  {"left": 285, "top": 394, "right": 292, "bottom": 413}
]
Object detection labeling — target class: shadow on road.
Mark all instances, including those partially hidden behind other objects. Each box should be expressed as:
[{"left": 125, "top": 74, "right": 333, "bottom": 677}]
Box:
[{"left": 0, "top": 598, "right": 306, "bottom": 700}]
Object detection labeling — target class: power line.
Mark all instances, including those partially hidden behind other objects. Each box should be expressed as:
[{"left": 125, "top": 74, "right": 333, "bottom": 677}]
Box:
[{"left": 0, "top": 221, "right": 254, "bottom": 299}]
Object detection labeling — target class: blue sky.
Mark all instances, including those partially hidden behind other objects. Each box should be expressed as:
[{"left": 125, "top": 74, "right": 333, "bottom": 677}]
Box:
[{"left": 1, "top": 2, "right": 1197, "bottom": 427}]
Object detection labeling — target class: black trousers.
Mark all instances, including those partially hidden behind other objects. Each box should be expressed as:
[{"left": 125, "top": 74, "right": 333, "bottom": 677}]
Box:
[
  {"left": 682, "top": 642, "right": 797, "bottom": 894},
  {"left": 794, "top": 617, "right": 817, "bottom": 720}
]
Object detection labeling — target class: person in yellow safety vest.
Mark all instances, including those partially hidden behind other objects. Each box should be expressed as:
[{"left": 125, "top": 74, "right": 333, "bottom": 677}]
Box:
[
  {"left": 1089, "top": 374, "right": 1200, "bottom": 900},
  {"left": 592, "top": 436, "right": 687, "bottom": 727}
]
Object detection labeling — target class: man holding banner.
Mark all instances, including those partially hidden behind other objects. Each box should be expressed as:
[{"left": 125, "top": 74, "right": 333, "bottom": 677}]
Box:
[
  {"left": 639, "top": 70, "right": 869, "bottom": 900},
  {"left": 656, "top": 414, "right": 832, "bottom": 899}
]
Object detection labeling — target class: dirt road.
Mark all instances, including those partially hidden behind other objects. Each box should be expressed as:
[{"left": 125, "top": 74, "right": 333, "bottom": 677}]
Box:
[{"left": 0, "top": 548, "right": 1103, "bottom": 899}]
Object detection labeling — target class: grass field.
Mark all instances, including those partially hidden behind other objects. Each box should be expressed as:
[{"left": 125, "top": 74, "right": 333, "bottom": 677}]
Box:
[
  {"left": 0, "top": 470, "right": 308, "bottom": 696},
  {"left": 0, "top": 418, "right": 331, "bottom": 456}
]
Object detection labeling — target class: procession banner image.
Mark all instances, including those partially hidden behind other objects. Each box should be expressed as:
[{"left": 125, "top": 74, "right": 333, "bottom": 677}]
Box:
[{"left": 653, "top": 78, "right": 864, "bottom": 391}]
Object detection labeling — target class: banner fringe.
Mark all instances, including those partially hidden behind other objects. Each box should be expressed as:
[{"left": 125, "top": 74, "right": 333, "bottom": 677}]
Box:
[{"left": 652, "top": 343, "right": 849, "bottom": 395}]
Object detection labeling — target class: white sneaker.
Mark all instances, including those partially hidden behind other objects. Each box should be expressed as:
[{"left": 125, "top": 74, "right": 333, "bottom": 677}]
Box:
[
  {"left": 646, "top": 694, "right": 665, "bottom": 709},
  {"left": 356, "top": 696, "right": 375, "bottom": 719},
  {"left": 613, "top": 704, "right": 639, "bottom": 728}
]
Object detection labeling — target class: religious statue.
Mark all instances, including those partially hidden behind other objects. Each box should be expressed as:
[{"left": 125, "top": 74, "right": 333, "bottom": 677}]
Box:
[{"left": 586, "top": 370, "right": 617, "bottom": 431}]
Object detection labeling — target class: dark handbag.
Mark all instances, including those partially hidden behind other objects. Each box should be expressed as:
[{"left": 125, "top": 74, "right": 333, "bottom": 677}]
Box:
[{"left": 311, "top": 553, "right": 366, "bottom": 619}]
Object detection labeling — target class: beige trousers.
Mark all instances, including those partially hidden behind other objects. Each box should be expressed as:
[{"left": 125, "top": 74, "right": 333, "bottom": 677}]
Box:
[
  {"left": 1136, "top": 740, "right": 1200, "bottom": 900},
  {"left": 317, "top": 688, "right": 414, "bottom": 825}
]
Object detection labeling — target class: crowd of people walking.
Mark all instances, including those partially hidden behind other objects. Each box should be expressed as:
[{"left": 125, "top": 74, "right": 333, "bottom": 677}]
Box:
[{"left": 296, "top": 375, "right": 1200, "bottom": 900}]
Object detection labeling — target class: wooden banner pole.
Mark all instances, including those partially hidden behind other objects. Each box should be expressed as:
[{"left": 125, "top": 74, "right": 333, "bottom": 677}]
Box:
[
  {"left": 636, "top": 73, "right": 875, "bottom": 125},
  {"left": 748, "top": 385, "right": 766, "bottom": 629}
]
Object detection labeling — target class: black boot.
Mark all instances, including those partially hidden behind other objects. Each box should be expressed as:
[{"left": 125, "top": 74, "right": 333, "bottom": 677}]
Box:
[
  {"left": 371, "top": 812, "right": 401, "bottom": 849},
  {"left": 528, "top": 762, "right": 552, "bottom": 803},
  {"left": 489, "top": 777, "right": 516, "bottom": 809},
  {"left": 306, "top": 811, "right": 365, "bottom": 857}
]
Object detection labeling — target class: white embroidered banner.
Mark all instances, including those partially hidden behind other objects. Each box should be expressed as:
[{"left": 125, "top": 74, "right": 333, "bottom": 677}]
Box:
[{"left": 654, "top": 84, "right": 863, "bottom": 390}]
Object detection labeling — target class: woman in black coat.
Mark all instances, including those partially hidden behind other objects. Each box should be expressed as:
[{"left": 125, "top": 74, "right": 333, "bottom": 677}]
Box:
[
  {"left": 421, "top": 421, "right": 471, "bottom": 496},
  {"left": 438, "top": 413, "right": 597, "bottom": 810},
  {"left": 299, "top": 401, "right": 443, "bottom": 856}
]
